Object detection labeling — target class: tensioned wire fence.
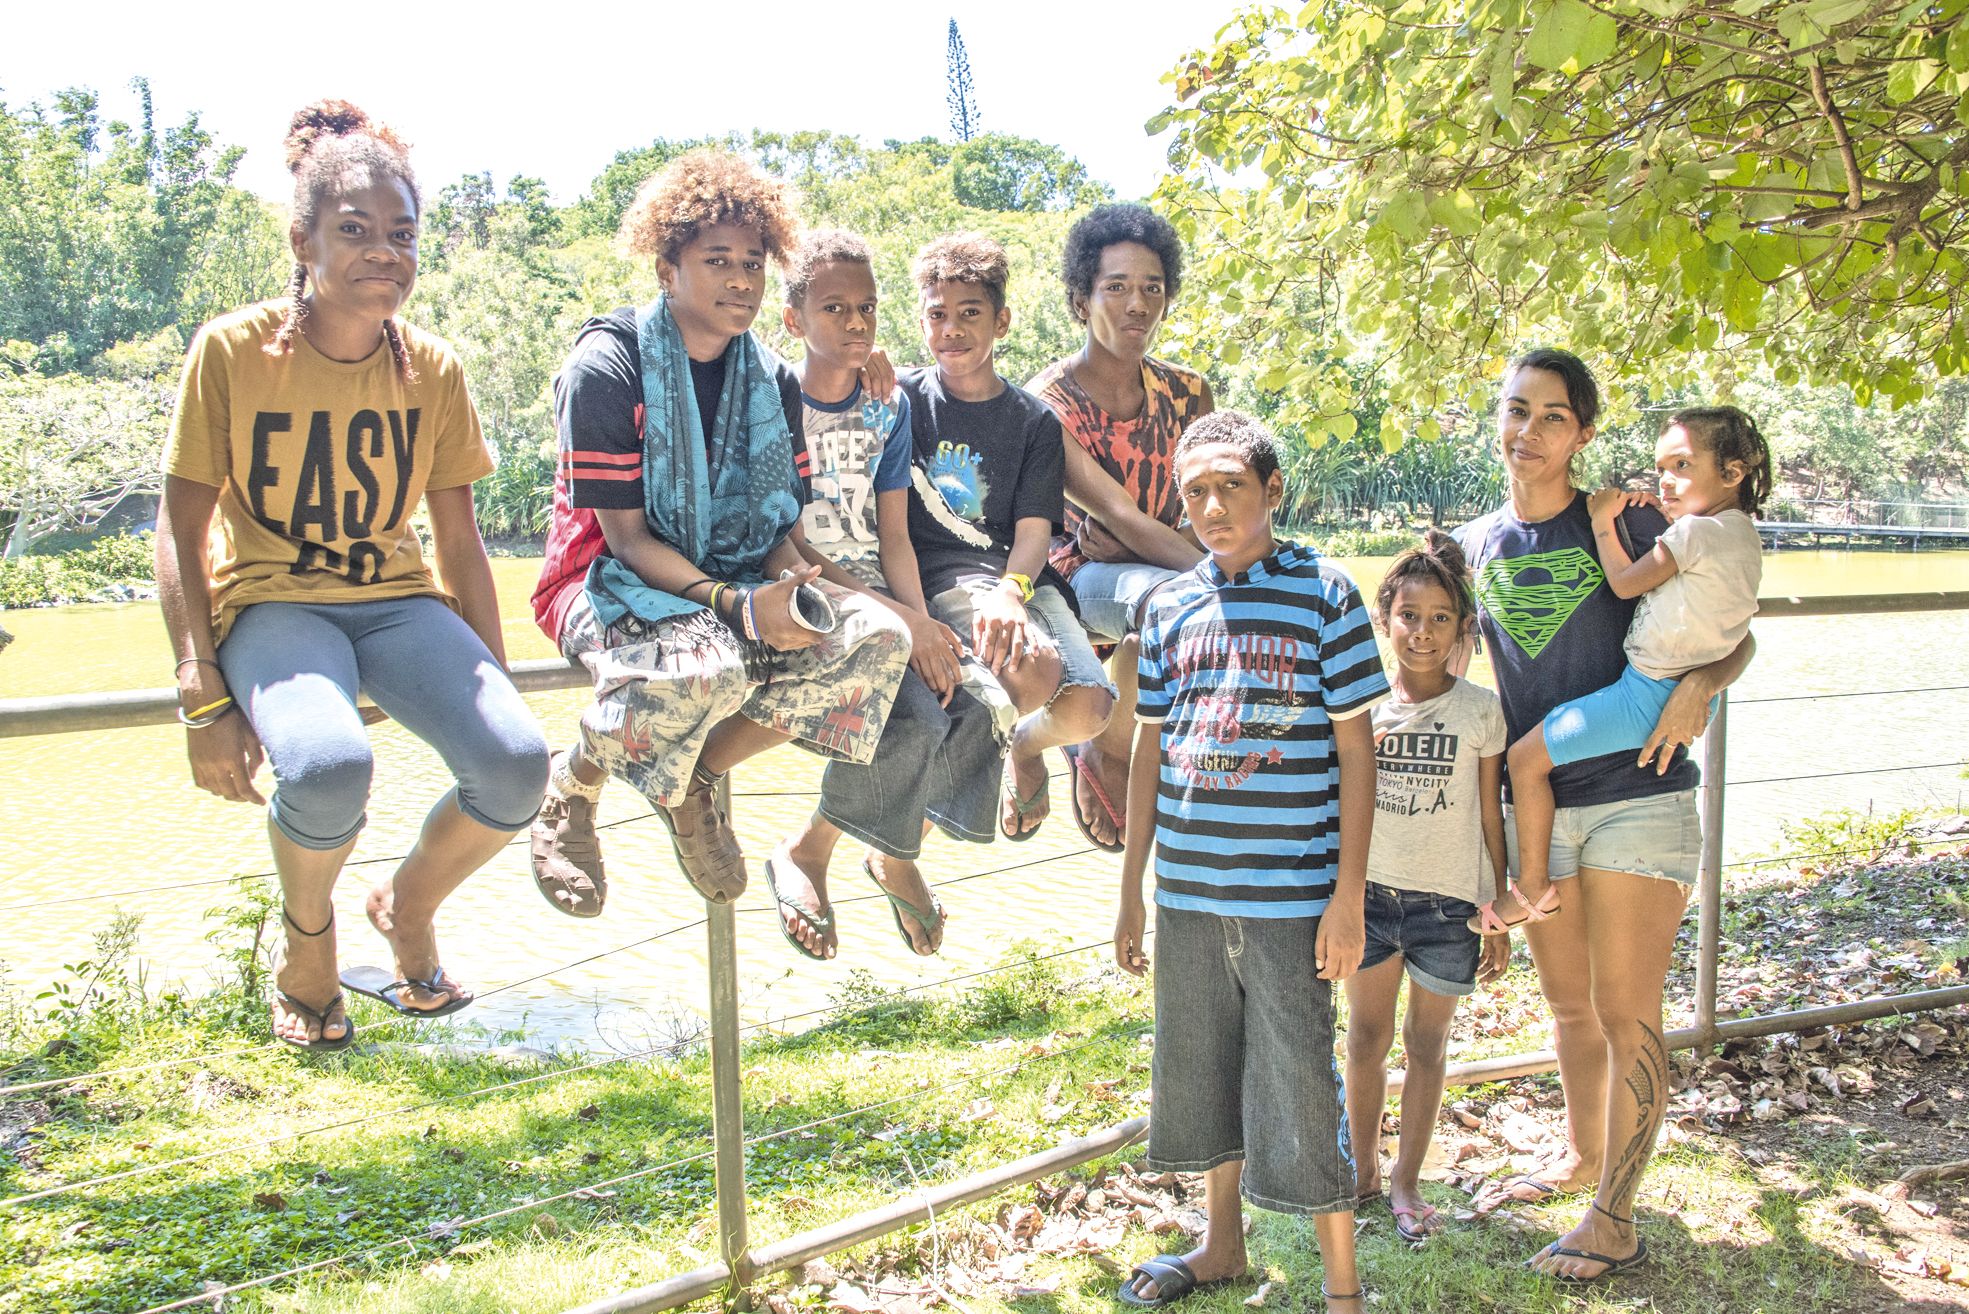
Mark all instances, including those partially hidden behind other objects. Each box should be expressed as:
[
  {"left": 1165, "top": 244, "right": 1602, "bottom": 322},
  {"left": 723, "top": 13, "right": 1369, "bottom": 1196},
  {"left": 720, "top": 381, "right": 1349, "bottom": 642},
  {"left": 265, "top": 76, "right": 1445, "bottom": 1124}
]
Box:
[{"left": 1, "top": 587, "right": 1966, "bottom": 1313}]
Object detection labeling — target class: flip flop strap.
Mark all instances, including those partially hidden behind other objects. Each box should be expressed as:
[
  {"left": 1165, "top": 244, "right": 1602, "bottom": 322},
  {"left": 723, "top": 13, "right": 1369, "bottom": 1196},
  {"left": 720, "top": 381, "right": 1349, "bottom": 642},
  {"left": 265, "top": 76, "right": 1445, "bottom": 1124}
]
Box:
[{"left": 275, "top": 990, "right": 345, "bottom": 1025}]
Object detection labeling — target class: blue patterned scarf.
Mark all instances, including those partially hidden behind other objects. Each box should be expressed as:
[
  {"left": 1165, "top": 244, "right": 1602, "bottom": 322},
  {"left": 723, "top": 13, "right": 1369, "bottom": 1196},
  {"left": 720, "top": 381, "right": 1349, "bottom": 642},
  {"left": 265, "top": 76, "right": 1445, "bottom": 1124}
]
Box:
[{"left": 585, "top": 296, "right": 801, "bottom": 628}]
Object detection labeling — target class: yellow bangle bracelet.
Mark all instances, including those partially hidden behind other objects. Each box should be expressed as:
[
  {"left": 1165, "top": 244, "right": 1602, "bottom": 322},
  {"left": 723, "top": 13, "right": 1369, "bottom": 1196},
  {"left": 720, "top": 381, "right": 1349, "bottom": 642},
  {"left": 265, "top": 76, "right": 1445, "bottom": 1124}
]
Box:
[{"left": 186, "top": 695, "right": 234, "bottom": 721}]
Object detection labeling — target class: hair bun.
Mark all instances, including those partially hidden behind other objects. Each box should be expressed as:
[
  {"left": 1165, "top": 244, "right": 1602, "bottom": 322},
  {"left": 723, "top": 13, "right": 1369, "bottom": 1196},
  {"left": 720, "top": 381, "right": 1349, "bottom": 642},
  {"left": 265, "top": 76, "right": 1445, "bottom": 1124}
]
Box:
[
  {"left": 1421, "top": 525, "right": 1469, "bottom": 577},
  {"left": 284, "top": 100, "right": 372, "bottom": 172}
]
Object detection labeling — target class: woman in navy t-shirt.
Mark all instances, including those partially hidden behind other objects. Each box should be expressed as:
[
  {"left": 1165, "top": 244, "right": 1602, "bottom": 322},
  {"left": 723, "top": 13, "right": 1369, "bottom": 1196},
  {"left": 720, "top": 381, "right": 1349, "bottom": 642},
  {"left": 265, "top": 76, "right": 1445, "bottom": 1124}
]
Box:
[{"left": 1453, "top": 349, "right": 1753, "bottom": 1282}]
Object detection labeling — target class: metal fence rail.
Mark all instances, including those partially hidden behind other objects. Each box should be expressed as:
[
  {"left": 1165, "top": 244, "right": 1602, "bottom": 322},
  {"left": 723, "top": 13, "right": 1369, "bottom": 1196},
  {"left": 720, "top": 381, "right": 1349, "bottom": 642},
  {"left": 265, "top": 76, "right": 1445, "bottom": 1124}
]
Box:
[{"left": 2, "top": 589, "right": 1966, "bottom": 1313}]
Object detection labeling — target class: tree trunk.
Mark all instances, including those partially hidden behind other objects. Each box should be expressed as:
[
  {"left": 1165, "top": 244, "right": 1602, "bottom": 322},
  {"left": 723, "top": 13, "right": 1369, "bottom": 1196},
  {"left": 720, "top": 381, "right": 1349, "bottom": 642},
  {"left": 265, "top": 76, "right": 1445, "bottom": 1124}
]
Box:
[{"left": 3, "top": 500, "right": 38, "bottom": 558}]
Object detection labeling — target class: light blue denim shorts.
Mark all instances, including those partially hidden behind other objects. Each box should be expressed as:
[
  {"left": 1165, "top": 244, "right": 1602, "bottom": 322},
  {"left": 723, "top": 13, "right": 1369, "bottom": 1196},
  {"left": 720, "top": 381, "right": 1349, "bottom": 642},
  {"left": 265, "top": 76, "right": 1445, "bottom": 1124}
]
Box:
[
  {"left": 930, "top": 580, "right": 1117, "bottom": 701},
  {"left": 1066, "top": 560, "right": 1181, "bottom": 643},
  {"left": 1505, "top": 788, "right": 1701, "bottom": 887}
]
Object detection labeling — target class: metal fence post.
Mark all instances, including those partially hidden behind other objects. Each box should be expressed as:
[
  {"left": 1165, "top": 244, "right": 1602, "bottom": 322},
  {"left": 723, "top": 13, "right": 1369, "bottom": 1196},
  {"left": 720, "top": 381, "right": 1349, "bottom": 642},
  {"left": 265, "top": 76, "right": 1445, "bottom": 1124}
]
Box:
[
  {"left": 705, "top": 778, "right": 752, "bottom": 1307},
  {"left": 1694, "top": 693, "right": 1728, "bottom": 1048}
]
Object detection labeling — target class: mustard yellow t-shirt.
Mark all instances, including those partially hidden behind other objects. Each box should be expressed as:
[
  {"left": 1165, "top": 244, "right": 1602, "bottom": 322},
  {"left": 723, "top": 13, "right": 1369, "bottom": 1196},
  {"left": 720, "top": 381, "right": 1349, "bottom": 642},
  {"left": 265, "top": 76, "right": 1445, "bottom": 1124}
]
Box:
[{"left": 164, "top": 302, "right": 493, "bottom": 639}]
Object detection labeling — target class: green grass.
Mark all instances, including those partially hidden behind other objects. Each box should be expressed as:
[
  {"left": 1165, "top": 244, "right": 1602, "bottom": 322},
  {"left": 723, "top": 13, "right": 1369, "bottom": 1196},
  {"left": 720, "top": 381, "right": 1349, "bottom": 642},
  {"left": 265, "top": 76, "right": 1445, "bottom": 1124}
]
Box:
[{"left": 5, "top": 839, "right": 1965, "bottom": 1314}]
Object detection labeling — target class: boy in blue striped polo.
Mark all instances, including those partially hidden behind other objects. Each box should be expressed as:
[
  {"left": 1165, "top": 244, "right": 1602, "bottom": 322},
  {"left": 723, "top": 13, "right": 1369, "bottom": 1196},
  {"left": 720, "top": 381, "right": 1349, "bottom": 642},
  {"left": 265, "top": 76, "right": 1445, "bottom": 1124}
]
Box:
[{"left": 1113, "top": 411, "right": 1387, "bottom": 1313}]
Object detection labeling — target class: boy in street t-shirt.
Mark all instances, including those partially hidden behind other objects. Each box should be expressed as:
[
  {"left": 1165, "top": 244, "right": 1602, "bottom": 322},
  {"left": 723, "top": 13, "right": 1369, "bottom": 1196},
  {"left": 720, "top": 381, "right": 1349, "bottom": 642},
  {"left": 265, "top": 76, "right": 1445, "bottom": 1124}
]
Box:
[
  {"left": 764, "top": 230, "right": 1011, "bottom": 961},
  {"left": 1113, "top": 411, "right": 1387, "bottom": 1313},
  {"left": 899, "top": 232, "right": 1114, "bottom": 842}
]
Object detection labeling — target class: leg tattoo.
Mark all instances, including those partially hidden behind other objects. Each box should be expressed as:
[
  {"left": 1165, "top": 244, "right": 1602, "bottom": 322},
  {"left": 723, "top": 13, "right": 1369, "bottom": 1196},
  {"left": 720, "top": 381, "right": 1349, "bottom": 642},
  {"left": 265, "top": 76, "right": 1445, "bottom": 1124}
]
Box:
[{"left": 1605, "top": 1019, "right": 1668, "bottom": 1214}]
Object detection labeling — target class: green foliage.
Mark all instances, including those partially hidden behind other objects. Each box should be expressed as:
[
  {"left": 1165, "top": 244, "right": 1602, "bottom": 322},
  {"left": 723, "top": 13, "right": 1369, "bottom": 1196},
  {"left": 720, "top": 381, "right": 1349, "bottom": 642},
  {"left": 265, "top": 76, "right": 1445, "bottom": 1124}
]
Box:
[
  {"left": 1777, "top": 804, "right": 1938, "bottom": 866},
  {"left": 947, "top": 939, "right": 1071, "bottom": 1030},
  {"left": 201, "top": 876, "right": 282, "bottom": 1030},
  {"left": 0, "top": 531, "right": 158, "bottom": 607},
  {"left": 1153, "top": 0, "right": 1969, "bottom": 442},
  {"left": 950, "top": 133, "right": 1113, "bottom": 212},
  {"left": 35, "top": 911, "right": 144, "bottom": 1029},
  {"left": 0, "top": 358, "right": 173, "bottom": 557},
  {"left": 0, "top": 81, "right": 283, "bottom": 367}
]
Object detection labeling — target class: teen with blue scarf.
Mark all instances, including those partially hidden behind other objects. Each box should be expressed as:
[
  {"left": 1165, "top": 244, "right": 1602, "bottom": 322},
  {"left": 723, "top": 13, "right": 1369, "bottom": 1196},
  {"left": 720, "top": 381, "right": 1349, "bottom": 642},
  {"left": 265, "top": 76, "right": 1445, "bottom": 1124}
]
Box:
[{"left": 529, "top": 150, "right": 909, "bottom": 912}]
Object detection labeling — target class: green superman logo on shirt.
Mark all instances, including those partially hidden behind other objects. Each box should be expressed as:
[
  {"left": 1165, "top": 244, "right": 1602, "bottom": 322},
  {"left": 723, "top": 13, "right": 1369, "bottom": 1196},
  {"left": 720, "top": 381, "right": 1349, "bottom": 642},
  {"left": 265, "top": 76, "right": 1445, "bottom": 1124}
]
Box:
[{"left": 1476, "top": 547, "right": 1603, "bottom": 660}]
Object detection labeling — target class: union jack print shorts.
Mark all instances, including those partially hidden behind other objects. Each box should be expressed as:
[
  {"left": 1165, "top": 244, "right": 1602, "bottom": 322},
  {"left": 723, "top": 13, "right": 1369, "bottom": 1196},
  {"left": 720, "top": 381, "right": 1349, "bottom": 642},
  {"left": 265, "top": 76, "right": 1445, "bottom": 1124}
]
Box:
[{"left": 558, "top": 582, "right": 910, "bottom": 809}]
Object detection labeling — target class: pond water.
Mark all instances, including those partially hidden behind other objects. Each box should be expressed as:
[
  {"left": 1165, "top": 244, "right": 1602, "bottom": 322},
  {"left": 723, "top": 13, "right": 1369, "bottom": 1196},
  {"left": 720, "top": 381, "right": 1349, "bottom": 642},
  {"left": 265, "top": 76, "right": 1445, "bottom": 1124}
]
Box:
[{"left": 2, "top": 550, "right": 1965, "bottom": 1050}]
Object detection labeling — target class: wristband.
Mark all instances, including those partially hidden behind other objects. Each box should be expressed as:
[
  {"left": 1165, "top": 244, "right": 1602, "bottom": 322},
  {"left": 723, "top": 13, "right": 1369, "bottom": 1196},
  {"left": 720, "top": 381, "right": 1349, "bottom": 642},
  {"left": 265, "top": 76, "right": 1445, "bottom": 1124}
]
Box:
[
  {"left": 707, "top": 582, "right": 729, "bottom": 619},
  {"left": 1000, "top": 572, "right": 1034, "bottom": 602},
  {"left": 742, "top": 590, "right": 760, "bottom": 642}
]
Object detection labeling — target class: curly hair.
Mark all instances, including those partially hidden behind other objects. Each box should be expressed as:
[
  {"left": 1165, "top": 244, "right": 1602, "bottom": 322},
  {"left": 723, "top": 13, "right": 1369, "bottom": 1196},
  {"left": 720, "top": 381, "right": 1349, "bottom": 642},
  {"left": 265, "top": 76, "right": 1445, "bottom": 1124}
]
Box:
[
  {"left": 1174, "top": 409, "right": 1279, "bottom": 483},
  {"left": 912, "top": 232, "right": 1010, "bottom": 312},
  {"left": 270, "top": 100, "right": 419, "bottom": 378},
  {"left": 785, "top": 229, "right": 873, "bottom": 306},
  {"left": 1374, "top": 527, "right": 1477, "bottom": 631},
  {"left": 1669, "top": 405, "right": 1773, "bottom": 517},
  {"left": 619, "top": 149, "right": 799, "bottom": 267},
  {"left": 1060, "top": 203, "right": 1184, "bottom": 315}
]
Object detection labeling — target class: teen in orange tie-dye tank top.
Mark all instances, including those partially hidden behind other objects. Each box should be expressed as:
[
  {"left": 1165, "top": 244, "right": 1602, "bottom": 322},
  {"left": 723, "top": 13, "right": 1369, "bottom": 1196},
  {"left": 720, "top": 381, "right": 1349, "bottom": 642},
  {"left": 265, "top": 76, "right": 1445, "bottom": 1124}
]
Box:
[{"left": 1025, "top": 204, "right": 1214, "bottom": 853}]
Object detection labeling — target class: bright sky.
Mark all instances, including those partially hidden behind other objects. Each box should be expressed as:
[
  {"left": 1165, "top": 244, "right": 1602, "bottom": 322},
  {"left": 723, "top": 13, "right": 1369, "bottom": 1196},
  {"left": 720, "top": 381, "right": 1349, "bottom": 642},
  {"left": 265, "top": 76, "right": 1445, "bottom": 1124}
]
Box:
[{"left": 5, "top": 1, "right": 1241, "bottom": 206}]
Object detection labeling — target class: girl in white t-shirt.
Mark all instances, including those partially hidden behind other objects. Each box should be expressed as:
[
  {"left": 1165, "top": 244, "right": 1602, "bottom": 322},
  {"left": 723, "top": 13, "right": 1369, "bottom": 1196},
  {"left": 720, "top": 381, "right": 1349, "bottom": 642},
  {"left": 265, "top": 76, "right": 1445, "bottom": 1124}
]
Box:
[
  {"left": 1485, "top": 407, "right": 1770, "bottom": 932},
  {"left": 1346, "top": 530, "right": 1511, "bottom": 1244}
]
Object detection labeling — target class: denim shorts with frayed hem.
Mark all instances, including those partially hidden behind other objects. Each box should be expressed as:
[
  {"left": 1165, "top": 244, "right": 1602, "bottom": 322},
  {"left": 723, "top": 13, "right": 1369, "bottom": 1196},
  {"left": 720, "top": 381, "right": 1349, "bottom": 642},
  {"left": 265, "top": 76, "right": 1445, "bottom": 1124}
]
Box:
[
  {"left": 1504, "top": 788, "right": 1701, "bottom": 887},
  {"left": 1357, "top": 882, "right": 1482, "bottom": 996},
  {"left": 1065, "top": 560, "right": 1181, "bottom": 643},
  {"left": 1146, "top": 903, "right": 1356, "bottom": 1215},
  {"left": 930, "top": 580, "right": 1117, "bottom": 702}
]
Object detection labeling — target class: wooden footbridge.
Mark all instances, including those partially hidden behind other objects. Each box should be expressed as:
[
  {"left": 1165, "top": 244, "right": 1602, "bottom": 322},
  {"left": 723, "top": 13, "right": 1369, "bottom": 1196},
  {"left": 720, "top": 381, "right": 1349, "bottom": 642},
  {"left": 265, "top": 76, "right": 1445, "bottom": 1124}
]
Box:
[{"left": 1758, "top": 520, "right": 1969, "bottom": 550}]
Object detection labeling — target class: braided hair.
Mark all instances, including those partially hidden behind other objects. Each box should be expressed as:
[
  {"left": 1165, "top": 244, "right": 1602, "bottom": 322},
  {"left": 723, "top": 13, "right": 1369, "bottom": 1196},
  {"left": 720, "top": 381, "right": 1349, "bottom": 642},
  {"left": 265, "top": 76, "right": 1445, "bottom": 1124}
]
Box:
[
  {"left": 1374, "top": 528, "right": 1478, "bottom": 634},
  {"left": 1668, "top": 406, "right": 1773, "bottom": 517},
  {"left": 268, "top": 100, "right": 419, "bottom": 380}
]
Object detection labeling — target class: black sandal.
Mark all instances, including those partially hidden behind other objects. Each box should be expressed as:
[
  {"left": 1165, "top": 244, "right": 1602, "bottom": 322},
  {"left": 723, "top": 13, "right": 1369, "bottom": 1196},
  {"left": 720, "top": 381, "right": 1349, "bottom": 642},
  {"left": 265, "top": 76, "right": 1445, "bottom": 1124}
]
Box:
[
  {"left": 1116, "top": 1255, "right": 1236, "bottom": 1308},
  {"left": 270, "top": 909, "right": 353, "bottom": 1051}
]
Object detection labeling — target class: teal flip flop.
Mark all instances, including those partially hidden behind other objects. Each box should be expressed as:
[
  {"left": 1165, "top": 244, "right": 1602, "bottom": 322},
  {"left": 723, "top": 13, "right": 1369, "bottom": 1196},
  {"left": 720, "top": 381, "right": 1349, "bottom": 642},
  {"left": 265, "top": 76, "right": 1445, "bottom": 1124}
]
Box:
[
  {"left": 999, "top": 756, "right": 1047, "bottom": 841},
  {"left": 862, "top": 855, "right": 944, "bottom": 956},
  {"left": 764, "top": 849, "right": 835, "bottom": 962}
]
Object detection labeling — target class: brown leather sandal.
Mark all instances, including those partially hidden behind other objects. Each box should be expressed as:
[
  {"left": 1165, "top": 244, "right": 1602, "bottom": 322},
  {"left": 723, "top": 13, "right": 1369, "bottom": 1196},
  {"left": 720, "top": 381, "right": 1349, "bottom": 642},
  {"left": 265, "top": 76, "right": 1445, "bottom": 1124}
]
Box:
[
  {"left": 531, "top": 785, "right": 607, "bottom": 918},
  {"left": 660, "top": 776, "right": 746, "bottom": 903}
]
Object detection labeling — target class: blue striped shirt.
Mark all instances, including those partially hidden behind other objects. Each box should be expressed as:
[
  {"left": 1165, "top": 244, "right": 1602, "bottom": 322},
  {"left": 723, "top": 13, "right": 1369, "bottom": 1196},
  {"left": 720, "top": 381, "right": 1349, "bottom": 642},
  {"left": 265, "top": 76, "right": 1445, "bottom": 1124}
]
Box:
[{"left": 1136, "top": 543, "right": 1388, "bottom": 918}]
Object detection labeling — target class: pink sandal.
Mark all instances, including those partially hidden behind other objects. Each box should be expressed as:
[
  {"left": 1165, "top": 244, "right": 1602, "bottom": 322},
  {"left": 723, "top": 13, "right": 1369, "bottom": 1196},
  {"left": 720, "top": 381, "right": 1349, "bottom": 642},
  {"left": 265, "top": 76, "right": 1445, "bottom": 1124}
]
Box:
[{"left": 1466, "top": 881, "right": 1561, "bottom": 934}]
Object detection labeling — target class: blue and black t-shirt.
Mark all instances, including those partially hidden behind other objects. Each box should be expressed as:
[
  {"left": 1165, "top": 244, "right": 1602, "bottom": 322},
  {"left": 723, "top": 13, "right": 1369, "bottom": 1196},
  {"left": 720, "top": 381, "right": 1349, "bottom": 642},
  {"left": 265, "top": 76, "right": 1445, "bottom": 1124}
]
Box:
[
  {"left": 1136, "top": 543, "right": 1389, "bottom": 919},
  {"left": 1455, "top": 492, "right": 1698, "bottom": 807}
]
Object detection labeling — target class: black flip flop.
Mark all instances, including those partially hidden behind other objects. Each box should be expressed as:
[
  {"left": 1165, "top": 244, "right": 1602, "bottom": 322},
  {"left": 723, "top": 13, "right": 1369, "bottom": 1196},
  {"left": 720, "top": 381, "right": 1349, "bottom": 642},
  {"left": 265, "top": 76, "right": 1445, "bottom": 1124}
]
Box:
[
  {"left": 271, "top": 990, "right": 355, "bottom": 1052},
  {"left": 340, "top": 965, "right": 474, "bottom": 1018},
  {"left": 1531, "top": 1235, "right": 1648, "bottom": 1282}
]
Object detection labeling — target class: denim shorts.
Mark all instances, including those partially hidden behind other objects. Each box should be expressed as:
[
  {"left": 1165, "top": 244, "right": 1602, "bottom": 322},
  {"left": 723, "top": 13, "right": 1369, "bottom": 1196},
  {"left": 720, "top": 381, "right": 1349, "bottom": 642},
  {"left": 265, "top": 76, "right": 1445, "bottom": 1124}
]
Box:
[
  {"left": 929, "top": 580, "right": 1117, "bottom": 701},
  {"left": 1147, "top": 904, "right": 1356, "bottom": 1215},
  {"left": 1504, "top": 788, "right": 1701, "bottom": 887},
  {"left": 1357, "top": 883, "right": 1482, "bottom": 996},
  {"left": 1066, "top": 561, "right": 1181, "bottom": 643}
]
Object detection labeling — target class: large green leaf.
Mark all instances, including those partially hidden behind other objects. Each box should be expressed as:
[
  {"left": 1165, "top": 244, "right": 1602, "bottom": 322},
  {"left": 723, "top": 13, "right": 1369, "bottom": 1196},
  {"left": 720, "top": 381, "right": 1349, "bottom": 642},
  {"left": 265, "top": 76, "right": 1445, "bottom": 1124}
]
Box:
[{"left": 1524, "top": 0, "right": 1619, "bottom": 71}]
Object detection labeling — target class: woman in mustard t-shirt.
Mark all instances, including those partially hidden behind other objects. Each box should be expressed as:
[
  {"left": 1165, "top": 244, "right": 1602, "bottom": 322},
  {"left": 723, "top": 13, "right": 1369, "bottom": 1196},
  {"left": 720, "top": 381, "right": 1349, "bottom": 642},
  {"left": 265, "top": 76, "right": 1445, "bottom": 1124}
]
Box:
[{"left": 155, "top": 102, "right": 548, "bottom": 1050}]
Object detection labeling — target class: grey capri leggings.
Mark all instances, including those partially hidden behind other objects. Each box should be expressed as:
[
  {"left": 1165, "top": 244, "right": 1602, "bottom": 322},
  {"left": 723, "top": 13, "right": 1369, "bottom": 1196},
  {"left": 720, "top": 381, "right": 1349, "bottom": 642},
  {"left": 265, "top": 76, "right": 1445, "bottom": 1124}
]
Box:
[{"left": 218, "top": 596, "right": 550, "bottom": 851}]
